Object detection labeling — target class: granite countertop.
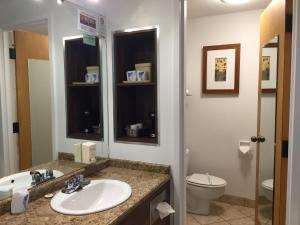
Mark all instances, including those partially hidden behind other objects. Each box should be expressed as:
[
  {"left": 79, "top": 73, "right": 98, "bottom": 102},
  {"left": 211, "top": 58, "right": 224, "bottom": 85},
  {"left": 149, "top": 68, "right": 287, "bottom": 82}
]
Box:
[
  {"left": 0, "top": 166, "right": 170, "bottom": 225},
  {"left": 29, "top": 160, "right": 86, "bottom": 175}
]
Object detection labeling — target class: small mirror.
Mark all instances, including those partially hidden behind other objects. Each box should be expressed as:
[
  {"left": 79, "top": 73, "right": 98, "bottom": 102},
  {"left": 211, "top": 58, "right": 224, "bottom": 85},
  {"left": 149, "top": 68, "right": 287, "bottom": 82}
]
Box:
[{"left": 258, "top": 35, "right": 279, "bottom": 225}]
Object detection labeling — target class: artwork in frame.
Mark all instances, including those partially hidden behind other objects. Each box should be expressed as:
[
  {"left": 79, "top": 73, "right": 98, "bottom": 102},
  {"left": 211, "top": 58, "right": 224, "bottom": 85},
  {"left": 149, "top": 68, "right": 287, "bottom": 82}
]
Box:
[
  {"left": 202, "top": 44, "right": 240, "bottom": 94},
  {"left": 261, "top": 43, "right": 278, "bottom": 93}
]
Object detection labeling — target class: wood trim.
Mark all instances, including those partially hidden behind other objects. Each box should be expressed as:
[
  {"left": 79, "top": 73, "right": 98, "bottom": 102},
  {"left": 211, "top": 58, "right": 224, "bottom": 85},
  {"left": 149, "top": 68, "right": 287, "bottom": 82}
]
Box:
[
  {"left": 15, "top": 31, "right": 49, "bottom": 170},
  {"left": 264, "top": 42, "right": 279, "bottom": 48},
  {"left": 262, "top": 88, "right": 277, "bottom": 93},
  {"left": 202, "top": 44, "right": 240, "bottom": 94}
]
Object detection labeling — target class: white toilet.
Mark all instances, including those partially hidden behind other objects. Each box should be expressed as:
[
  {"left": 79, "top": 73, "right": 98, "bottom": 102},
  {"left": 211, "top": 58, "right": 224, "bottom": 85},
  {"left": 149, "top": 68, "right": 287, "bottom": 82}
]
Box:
[
  {"left": 261, "top": 179, "right": 273, "bottom": 202},
  {"left": 185, "top": 149, "right": 227, "bottom": 215}
]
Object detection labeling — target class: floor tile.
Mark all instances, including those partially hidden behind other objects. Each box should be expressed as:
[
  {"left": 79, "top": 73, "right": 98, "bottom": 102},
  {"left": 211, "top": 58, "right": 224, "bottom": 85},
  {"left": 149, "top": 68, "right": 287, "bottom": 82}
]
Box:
[
  {"left": 227, "top": 217, "right": 254, "bottom": 225},
  {"left": 193, "top": 213, "right": 224, "bottom": 225},
  {"left": 232, "top": 205, "right": 255, "bottom": 217},
  {"left": 187, "top": 213, "right": 200, "bottom": 225},
  {"left": 187, "top": 201, "right": 255, "bottom": 225},
  {"left": 219, "top": 206, "right": 246, "bottom": 221},
  {"left": 209, "top": 222, "right": 231, "bottom": 225}
]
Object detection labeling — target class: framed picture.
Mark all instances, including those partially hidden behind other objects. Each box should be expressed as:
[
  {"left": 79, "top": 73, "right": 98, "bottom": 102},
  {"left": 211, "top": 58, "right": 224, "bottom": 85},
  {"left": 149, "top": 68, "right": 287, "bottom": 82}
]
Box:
[
  {"left": 261, "top": 43, "right": 278, "bottom": 93},
  {"left": 202, "top": 44, "right": 241, "bottom": 94}
]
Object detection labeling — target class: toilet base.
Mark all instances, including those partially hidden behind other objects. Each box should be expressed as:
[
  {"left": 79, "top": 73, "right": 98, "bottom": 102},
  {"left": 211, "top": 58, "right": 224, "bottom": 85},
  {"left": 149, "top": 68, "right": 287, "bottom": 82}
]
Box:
[{"left": 187, "top": 198, "right": 211, "bottom": 215}]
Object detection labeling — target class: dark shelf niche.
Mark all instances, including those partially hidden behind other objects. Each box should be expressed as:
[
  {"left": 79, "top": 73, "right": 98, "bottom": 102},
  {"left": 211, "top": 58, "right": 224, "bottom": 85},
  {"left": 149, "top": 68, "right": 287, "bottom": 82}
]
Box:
[
  {"left": 113, "top": 28, "right": 158, "bottom": 145},
  {"left": 68, "top": 83, "right": 100, "bottom": 88},
  {"left": 116, "top": 82, "right": 156, "bottom": 87},
  {"left": 64, "top": 37, "right": 103, "bottom": 141},
  {"left": 116, "top": 136, "right": 157, "bottom": 144}
]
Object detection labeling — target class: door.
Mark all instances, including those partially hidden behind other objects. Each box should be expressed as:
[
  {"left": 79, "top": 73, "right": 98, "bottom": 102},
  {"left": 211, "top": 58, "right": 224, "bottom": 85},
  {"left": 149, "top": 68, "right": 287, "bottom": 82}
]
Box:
[
  {"left": 14, "top": 31, "right": 49, "bottom": 170},
  {"left": 28, "top": 59, "right": 52, "bottom": 166},
  {"left": 254, "top": 0, "right": 292, "bottom": 224},
  {"left": 254, "top": 37, "right": 279, "bottom": 225}
]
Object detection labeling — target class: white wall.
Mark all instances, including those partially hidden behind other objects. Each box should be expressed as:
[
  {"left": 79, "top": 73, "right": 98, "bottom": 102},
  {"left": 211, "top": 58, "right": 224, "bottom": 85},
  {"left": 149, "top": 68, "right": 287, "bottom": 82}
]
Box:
[{"left": 186, "top": 10, "right": 261, "bottom": 200}]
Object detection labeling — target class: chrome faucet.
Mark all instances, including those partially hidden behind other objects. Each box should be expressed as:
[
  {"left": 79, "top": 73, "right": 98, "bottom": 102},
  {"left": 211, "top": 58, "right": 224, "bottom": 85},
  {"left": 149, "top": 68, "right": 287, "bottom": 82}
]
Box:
[
  {"left": 30, "top": 170, "right": 55, "bottom": 186},
  {"left": 62, "top": 175, "right": 91, "bottom": 194}
]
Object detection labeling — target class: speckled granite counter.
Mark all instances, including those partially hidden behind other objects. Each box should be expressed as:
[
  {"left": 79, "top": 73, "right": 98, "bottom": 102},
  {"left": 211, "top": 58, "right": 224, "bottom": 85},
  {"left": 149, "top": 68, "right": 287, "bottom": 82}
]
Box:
[
  {"left": 0, "top": 166, "right": 171, "bottom": 225},
  {"left": 29, "top": 160, "right": 86, "bottom": 174}
]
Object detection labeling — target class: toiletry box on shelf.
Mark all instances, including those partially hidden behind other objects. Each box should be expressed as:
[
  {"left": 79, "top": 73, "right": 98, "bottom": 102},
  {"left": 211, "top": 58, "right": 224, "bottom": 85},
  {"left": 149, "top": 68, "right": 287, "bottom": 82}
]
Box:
[{"left": 125, "top": 127, "right": 149, "bottom": 138}]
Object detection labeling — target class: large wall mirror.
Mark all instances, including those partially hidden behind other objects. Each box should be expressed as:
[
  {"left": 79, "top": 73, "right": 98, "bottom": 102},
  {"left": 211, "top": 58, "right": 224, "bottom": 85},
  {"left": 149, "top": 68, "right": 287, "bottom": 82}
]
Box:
[
  {"left": 0, "top": 0, "right": 109, "bottom": 200},
  {"left": 258, "top": 35, "right": 279, "bottom": 225}
]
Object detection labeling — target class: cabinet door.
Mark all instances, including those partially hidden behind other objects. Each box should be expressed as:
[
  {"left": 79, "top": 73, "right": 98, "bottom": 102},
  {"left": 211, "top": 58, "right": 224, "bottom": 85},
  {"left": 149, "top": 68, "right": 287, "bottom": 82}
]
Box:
[{"left": 117, "top": 201, "right": 150, "bottom": 225}]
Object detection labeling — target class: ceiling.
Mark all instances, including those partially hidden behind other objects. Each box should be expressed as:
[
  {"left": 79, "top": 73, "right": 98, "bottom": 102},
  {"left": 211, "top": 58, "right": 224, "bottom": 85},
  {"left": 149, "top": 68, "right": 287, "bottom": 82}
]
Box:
[
  {"left": 188, "top": 0, "right": 272, "bottom": 19},
  {"left": 14, "top": 19, "right": 48, "bottom": 35}
]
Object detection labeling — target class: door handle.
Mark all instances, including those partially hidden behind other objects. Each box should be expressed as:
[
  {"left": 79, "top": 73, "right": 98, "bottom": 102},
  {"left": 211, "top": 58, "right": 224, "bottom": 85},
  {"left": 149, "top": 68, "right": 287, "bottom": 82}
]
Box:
[{"left": 251, "top": 136, "right": 266, "bottom": 143}]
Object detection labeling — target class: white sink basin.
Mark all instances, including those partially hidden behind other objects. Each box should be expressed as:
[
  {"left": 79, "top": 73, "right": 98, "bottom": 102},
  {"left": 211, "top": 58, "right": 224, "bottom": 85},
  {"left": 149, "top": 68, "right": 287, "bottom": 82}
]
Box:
[
  {"left": 51, "top": 179, "right": 132, "bottom": 215},
  {"left": 0, "top": 170, "right": 64, "bottom": 200}
]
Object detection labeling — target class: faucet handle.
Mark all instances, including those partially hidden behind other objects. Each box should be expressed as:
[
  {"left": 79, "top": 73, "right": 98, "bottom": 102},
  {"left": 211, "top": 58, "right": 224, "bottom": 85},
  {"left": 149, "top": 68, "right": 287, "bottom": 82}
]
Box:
[{"left": 46, "top": 169, "right": 54, "bottom": 178}]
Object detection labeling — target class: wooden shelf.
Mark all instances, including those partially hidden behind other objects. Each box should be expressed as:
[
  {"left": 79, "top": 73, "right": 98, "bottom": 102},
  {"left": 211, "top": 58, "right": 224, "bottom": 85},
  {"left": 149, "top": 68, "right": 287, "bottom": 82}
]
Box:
[
  {"left": 116, "top": 82, "right": 155, "bottom": 87},
  {"left": 68, "top": 83, "right": 100, "bottom": 87},
  {"left": 68, "top": 132, "right": 101, "bottom": 141},
  {"left": 116, "top": 136, "right": 157, "bottom": 144}
]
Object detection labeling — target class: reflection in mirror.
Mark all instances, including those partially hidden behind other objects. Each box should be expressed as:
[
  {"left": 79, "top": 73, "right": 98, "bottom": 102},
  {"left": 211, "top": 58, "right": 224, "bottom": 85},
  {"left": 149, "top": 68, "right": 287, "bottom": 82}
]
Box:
[
  {"left": 0, "top": 1, "right": 108, "bottom": 201},
  {"left": 258, "top": 36, "right": 279, "bottom": 225}
]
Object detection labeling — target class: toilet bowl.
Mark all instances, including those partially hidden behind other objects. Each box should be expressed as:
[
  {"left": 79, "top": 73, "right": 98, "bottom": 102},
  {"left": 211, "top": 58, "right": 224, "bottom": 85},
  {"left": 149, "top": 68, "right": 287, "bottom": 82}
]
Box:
[
  {"left": 262, "top": 179, "right": 273, "bottom": 202},
  {"left": 186, "top": 173, "right": 227, "bottom": 215},
  {"left": 185, "top": 148, "right": 227, "bottom": 215}
]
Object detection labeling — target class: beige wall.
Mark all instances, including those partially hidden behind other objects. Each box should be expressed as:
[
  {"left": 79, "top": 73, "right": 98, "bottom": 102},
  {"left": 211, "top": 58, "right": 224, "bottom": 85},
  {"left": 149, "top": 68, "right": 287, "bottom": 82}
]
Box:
[{"left": 186, "top": 10, "right": 262, "bottom": 200}]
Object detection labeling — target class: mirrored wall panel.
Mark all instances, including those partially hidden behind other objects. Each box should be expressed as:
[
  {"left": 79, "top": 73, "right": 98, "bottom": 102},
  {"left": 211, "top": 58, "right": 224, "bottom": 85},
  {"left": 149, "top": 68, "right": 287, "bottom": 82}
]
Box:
[
  {"left": 258, "top": 36, "right": 279, "bottom": 225},
  {"left": 0, "top": 1, "right": 108, "bottom": 200}
]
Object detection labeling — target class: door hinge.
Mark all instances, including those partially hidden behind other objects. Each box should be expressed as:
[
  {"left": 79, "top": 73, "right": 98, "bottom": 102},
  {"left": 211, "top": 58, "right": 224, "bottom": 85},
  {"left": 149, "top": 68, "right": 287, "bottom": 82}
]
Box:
[
  {"left": 282, "top": 140, "right": 288, "bottom": 158},
  {"left": 9, "top": 47, "right": 16, "bottom": 60},
  {"left": 13, "top": 122, "right": 19, "bottom": 133},
  {"left": 286, "top": 14, "right": 293, "bottom": 33}
]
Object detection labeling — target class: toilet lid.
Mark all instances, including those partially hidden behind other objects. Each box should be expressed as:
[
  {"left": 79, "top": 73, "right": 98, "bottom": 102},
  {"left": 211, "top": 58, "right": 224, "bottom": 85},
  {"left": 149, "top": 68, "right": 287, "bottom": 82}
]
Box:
[
  {"left": 262, "top": 179, "right": 273, "bottom": 191},
  {"left": 186, "top": 173, "right": 227, "bottom": 187}
]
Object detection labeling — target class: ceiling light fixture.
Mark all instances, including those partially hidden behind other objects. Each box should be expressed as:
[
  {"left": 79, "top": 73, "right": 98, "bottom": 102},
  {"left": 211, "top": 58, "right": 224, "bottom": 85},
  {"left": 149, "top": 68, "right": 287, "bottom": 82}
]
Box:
[
  {"left": 221, "top": 0, "right": 250, "bottom": 4},
  {"left": 57, "top": 0, "right": 65, "bottom": 5}
]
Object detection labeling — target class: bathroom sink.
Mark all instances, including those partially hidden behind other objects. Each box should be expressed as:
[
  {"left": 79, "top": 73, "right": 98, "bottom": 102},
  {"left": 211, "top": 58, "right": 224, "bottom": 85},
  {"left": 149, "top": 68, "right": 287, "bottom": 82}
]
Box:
[
  {"left": 0, "top": 170, "right": 64, "bottom": 200},
  {"left": 51, "top": 179, "right": 132, "bottom": 215}
]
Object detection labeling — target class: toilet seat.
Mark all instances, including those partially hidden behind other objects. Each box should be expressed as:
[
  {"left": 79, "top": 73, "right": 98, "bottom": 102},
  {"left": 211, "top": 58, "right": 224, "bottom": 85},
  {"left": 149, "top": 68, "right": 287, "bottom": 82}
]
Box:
[{"left": 187, "top": 173, "right": 227, "bottom": 188}]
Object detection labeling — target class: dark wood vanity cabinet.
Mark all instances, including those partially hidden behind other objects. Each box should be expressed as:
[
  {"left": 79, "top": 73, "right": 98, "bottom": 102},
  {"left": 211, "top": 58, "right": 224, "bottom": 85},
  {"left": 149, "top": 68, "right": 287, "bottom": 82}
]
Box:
[
  {"left": 115, "top": 181, "right": 171, "bottom": 225},
  {"left": 113, "top": 29, "right": 158, "bottom": 145},
  {"left": 64, "top": 37, "right": 103, "bottom": 141}
]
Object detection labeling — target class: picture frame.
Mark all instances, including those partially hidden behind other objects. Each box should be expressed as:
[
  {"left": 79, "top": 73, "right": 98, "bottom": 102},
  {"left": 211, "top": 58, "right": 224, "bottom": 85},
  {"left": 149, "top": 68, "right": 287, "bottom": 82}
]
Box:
[
  {"left": 261, "top": 43, "right": 278, "bottom": 93},
  {"left": 202, "top": 44, "right": 241, "bottom": 94}
]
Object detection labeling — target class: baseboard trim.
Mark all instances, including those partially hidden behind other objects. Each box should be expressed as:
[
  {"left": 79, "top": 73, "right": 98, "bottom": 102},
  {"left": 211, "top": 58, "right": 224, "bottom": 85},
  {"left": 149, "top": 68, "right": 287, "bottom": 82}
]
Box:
[{"left": 218, "top": 194, "right": 255, "bottom": 208}]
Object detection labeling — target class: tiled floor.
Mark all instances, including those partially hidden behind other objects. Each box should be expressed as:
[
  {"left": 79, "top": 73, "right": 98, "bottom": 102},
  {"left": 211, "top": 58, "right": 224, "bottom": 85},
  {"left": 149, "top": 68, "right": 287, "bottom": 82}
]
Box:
[
  {"left": 187, "top": 201, "right": 255, "bottom": 225},
  {"left": 258, "top": 204, "right": 273, "bottom": 225}
]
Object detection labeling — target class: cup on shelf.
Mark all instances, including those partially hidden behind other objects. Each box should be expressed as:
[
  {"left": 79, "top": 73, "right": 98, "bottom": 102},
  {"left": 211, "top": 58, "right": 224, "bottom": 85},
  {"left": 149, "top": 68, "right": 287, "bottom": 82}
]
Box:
[
  {"left": 126, "top": 71, "right": 137, "bottom": 82},
  {"left": 137, "top": 71, "right": 148, "bottom": 81}
]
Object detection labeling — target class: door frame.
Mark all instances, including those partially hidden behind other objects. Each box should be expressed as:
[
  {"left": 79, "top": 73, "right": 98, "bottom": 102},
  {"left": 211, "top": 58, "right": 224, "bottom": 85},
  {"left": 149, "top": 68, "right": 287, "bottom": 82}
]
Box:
[
  {"left": 0, "top": 30, "right": 19, "bottom": 176},
  {"left": 286, "top": 0, "right": 300, "bottom": 224}
]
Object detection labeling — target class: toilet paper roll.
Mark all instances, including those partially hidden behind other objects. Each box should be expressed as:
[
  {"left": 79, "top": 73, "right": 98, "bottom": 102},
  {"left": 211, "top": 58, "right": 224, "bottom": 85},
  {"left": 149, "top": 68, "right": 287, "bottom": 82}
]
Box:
[
  {"left": 156, "top": 202, "right": 175, "bottom": 220},
  {"left": 239, "top": 146, "right": 251, "bottom": 154}
]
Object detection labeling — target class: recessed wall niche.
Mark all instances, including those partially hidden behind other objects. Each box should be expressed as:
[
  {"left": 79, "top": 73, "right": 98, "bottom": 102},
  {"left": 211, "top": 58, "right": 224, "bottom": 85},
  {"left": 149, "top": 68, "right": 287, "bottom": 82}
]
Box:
[
  {"left": 64, "top": 36, "right": 103, "bottom": 141},
  {"left": 113, "top": 28, "right": 158, "bottom": 145}
]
